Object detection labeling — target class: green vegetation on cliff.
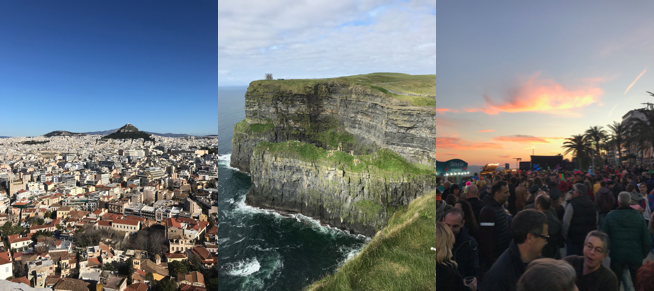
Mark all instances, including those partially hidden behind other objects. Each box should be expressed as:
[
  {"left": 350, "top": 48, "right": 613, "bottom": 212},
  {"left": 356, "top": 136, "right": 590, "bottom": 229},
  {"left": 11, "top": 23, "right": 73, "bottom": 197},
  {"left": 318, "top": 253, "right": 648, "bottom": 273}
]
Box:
[
  {"left": 22, "top": 140, "right": 49, "bottom": 145},
  {"left": 247, "top": 73, "right": 435, "bottom": 107},
  {"left": 306, "top": 192, "right": 437, "bottom": 291},
  {"left": 254, "top": 140, "right": 433, "bottom": 177},
  {"left": 234, "top": 119, "right": 274, "bottom": 133}
]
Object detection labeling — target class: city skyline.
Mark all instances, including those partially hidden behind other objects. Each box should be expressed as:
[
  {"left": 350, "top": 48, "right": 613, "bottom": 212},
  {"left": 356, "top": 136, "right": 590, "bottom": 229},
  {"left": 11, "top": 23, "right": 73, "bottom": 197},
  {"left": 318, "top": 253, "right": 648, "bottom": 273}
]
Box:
[
  {"left": 437, "top": 1, "right": 654, "bottom": 166},
  {"left": 218, "top": 0, "right": 435, "bottom": 87},
  {"left": 0, "top": 1, "right": 218, "bottom": 137}
]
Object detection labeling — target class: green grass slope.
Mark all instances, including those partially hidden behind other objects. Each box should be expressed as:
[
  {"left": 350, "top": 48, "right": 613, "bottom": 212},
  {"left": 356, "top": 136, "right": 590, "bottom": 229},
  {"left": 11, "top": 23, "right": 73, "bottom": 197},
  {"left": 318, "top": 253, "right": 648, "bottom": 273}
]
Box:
[
  {"left": 248, "top": 73, "right": 436, "bottom": 107},
  {"left": 306, "top": 192, "right": 436, "bottom": 291}
]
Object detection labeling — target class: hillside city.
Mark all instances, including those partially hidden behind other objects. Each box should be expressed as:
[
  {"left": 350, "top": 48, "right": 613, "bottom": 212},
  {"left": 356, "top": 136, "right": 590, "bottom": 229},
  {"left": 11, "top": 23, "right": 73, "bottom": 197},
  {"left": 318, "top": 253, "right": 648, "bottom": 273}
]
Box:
[{"left": 0, "top": 133, "right": 218, "bottom": 291}]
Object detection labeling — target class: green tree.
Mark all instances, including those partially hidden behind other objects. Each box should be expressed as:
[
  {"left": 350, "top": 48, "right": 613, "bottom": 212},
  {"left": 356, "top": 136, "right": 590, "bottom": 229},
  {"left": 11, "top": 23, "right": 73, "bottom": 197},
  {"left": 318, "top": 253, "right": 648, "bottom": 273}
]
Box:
[
  {"left": 167, "top": 261, "right": 189, "bottom": 276},
  {"left": 562, "top": 134, "right": 592, "bottom": 170},
  {"left": 153, "top": 278, "right": 177, "bottom": 291},
  {"left": 44, "top": 211, "right": 52, "bottom": 219},
  {"left": 103, "top": 263, "right": 114, "bottom": 271},
  {"left": 145, "top": 272, "right": 154, "bottom": 283}
]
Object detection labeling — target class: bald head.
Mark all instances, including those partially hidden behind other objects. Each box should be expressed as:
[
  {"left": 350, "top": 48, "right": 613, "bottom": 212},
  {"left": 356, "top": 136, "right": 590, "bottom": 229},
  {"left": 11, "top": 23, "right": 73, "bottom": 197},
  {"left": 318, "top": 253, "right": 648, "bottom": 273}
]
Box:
[{"left": 467, "top": 185, "right": 478, "bottom": 197}]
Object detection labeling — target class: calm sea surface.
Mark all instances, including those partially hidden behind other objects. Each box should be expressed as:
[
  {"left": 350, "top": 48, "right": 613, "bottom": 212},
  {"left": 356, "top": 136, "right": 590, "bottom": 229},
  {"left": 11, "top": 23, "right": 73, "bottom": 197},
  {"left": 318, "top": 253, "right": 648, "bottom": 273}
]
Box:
[{"left": 218, "top": 86, "right": 369, "bottom": 290}]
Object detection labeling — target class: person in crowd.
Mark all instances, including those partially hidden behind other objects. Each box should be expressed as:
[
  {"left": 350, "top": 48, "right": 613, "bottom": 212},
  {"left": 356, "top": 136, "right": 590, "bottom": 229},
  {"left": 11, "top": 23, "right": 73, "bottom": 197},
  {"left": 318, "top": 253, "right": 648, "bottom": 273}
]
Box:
[
  {"left": 524, "top": 185, "right": 540, "bottom": 207},
  {"left": 563, "top": 230, "right": 618, "bottom": 291},
  {"left": 594, "top": 181, "right": 615, "bottom": 229},
  {"left": 639, "top": 183, "right": 653, "bottom": 226},
  {"left": 479, "top": 209, "right": 549, "bottom": 291},
  {"left": 479, "top": 181, "right": 511, "bottom": 271},
  {"left": 437, "top": 222, "right": 476, "bottom": 291},
  {"left": 635, "top": 261, "right": 654, "bottom": 291},
  {"left": 456, "top": 200, "right": 479, "bottom": 241},
  {"left": 517, "top": 258, "right": 578, "bottom": 291},
  {"left": 523, "top": 189, "right": 548, "bottom": 210},
  {"left": 508, "top": 177, "right": 518, "bottom": 216},
  {"left": 560, "top": 175, "right": 573, "bottom": 193},
  {"left": 443, "top": 181, "right": 452, "bottom": 198},
  {"left": 535, "top": 194, "right": 563, "bottom": 259},
  {"left": 627, "top": 183, "right": 644, "bottom": 207},
  {"left": 628, "top": 174, "right": 638, "bottom": 187},
  {"left": 563, "top": 183, "right": 598, "bottom": 256},
  {"left": 466, "top": 185, "right": 483, "bottom": 221},
  {"left": 601, "top": 192, "right": 652, "bottom": 291},
  {"left": 442, "top": 208, "right": 480, "bottom": 280},
  {"left": 450, "top": 184, "right": 462, "bottom": 201},
  {"left": 478, "top": 180, "right": 490, "bottom": 201},
  {"left": 584, "top": 180, "right": 595, "bottom": 202},
  {"left": 592, "top": 177, "right": 601, "bottom": 196},
  {"left": 515, "top": 177, "right": 528, "bottom": 212},
  {"left": 646, "top": 173, "right": 654, "bottom": 194},
  {"left": 550, "top": 185, "right": 566, "bottom": 221},
  {"left": 436, "top": 188, "right": 453, "bottom": 222},
  {"left": 446, "top": 194, "right": 459, "bottom": 209}
]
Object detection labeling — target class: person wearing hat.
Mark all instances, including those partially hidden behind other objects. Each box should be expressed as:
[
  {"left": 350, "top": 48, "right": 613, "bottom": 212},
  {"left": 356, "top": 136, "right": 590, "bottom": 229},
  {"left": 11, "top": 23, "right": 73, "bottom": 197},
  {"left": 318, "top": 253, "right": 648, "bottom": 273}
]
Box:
[
  {"left": 523, "top": 185, "right": 541, "bottom": 209},
  {"left": 548, "top": 181, "right": 565, "bottom": 221}
]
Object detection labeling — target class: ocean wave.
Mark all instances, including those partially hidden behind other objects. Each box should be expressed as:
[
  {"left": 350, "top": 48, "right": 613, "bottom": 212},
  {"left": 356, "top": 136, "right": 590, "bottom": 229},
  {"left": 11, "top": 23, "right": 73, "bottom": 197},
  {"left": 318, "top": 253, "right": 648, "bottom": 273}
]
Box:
[
  {"left": 218, "top": 153, "right": 249, "bottom": 173},
  {"left": 227, "top": 257, "right": 261, "bottom": 277},
  {"left": 337, "top": 242, "right": 367, "bottom": 267}
]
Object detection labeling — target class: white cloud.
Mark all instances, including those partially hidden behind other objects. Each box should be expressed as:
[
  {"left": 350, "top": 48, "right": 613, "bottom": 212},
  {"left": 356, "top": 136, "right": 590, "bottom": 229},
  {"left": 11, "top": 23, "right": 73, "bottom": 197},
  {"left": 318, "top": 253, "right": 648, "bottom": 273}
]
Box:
[{"left": 218, "top": 0, "right": 436, "bottom": 86}]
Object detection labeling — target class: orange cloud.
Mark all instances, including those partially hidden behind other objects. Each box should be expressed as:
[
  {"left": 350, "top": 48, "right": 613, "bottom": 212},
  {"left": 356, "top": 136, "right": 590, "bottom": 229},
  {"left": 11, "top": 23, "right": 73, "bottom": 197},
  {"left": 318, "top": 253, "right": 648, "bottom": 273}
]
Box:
[
  {"left": 437, "top": 137, "right": 504, "bottom": 150},
  {"left": 477, "top": 129, "right": 495, "bottom": 133},
  {"left": 499, "top": 155, "right": 511, "bottom": 158},
  {"left": 436, "top": 108, "right": 450, "bottom": 113},
  {"left": 493, "top": 135, "right": 566, "bottom": 144},
  {"left": 464, "top": 73, "right": 603, "bottom": 117}
]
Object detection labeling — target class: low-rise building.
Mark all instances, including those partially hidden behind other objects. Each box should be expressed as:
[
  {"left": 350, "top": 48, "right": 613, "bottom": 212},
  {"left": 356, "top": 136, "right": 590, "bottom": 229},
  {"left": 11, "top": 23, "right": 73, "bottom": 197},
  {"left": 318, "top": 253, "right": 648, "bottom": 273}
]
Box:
[{"left": 112, "top": 219, "right": 140, "bottom": 234}]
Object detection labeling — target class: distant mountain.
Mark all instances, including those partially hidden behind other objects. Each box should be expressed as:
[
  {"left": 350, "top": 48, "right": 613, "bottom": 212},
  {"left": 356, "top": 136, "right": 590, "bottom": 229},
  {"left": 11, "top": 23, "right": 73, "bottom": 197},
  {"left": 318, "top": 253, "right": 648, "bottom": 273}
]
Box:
[
  {"left": 0, "top": 136, "right": 10, "bottom": 139},
  {"left": 44, "top": 131, "right": 87, "bottom": 137},
  {"left": 102, "top": 124, "right": 155, "bottom": 142},
  {"left": 83, "top": 129, "right": 118, "bottom": 135}
]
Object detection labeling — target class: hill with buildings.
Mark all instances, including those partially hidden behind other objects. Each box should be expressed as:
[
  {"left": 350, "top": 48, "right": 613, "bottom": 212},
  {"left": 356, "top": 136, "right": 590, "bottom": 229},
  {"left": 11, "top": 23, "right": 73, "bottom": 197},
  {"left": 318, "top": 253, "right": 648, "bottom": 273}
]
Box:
[
  {"left": 44, "top": 131, "right": 87, "bottom": 137},
  {"left": 101, "top": 124, "right": 155, "bottom": 142}
]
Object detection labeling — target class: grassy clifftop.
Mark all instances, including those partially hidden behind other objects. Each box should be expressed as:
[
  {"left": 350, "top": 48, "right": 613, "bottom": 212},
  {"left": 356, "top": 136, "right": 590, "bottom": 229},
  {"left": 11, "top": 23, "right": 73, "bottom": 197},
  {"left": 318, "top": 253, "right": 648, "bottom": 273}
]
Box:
[
  {"left": 306, "top": 192, "right": 437, "bottom": 291},
  {"left": 247, "top": 73, "right": 436, "bottom": 107},
  {"left": 253, "top": 140, "right": 434, "bottom": 179}
]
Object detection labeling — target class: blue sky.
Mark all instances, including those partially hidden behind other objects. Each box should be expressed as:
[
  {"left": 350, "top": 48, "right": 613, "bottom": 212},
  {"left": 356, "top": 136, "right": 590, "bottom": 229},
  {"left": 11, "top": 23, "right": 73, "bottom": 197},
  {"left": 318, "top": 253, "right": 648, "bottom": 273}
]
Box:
[
  {"left": 437, "top": 1, "right": 654, "bottom": 165},
  {"left": 218, "top": 0, "right": 436, "bottom": 86},
  {"left": 0, "top": 1, "right": 217, "bottom": 137}
]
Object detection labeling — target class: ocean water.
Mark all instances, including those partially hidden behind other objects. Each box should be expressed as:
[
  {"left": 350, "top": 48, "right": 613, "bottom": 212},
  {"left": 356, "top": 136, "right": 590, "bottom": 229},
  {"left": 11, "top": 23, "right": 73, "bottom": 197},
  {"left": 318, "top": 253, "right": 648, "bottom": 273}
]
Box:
[{"left": 218, "top": 86, "right": 370, "bottom": 290}]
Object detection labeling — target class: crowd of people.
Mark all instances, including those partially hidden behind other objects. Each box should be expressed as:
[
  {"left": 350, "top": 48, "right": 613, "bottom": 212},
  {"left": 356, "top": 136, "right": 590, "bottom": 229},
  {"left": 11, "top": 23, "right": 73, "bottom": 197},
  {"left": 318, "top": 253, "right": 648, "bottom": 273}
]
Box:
[{"left": 436, "top": 164, "right": 654, "bottom": 291}]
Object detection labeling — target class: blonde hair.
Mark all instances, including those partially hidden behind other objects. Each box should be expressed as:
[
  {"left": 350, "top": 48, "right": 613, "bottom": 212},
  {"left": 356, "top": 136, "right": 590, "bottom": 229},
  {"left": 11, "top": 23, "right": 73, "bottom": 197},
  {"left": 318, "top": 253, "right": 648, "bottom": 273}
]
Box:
[{"left": 436, "top": 222, "right": 457, "bottom": 268}]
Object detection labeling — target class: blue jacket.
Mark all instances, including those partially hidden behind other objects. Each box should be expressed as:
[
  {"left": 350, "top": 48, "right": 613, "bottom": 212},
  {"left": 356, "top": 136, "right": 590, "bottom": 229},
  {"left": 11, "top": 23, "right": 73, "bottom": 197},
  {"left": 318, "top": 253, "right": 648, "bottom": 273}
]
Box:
[{"left": 453, "top": 226, "right": 480, "bottom": 279}]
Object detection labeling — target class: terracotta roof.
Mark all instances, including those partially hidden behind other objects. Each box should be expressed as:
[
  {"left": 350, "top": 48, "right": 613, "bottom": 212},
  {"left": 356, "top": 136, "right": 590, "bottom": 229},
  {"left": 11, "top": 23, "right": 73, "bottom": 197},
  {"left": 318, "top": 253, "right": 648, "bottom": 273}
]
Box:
[
  {"left": 88, "top": 257, "right": 101, "bottom": 267},
  {"left": 124, "top": 215, "right": 146, "bottom": 222},
  {"left": 165, "top": 253, "right": 187, "bottom": 259},
  {"left": 125, "top": 283, "right": 148, "bottom": 291},
  {"left": 10, "top": 276, "right": 31, "bottom": 286},
  {"left": 53, "top": 278, "right": 90, "bottom": 291},
  {"left": 113, "top": 219, "right": 139, "bottom": 226},
  {"left": 177, "top": 271, "right": 204, "bottom": 286},
  {"left": 98, "top": 220, "right": 111, "bottom": 226},
  {"left": 179, "top": 284, "right": 207, "bottom": 291}
]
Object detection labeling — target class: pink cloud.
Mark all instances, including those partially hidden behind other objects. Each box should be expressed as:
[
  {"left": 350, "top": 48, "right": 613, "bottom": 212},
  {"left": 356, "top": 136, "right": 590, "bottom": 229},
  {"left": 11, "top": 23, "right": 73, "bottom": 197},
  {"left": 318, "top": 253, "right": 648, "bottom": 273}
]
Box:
[{"left": 477, "top": 129, "right": 495, "bottom": 133}]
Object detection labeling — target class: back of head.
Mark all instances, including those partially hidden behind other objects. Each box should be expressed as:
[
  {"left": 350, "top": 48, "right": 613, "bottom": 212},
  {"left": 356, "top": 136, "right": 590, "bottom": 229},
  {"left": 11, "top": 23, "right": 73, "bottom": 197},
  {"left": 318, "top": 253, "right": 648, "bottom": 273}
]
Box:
[
  {"left": 574, "top": 183, "right": 587, "bottom": 196},
  {"left": 627, "top": 183, "right": 636, "bottom": 192},
  {"left": 450, "top": 184, "right": 460, "bottom": 192},
  {"left": 445, "top": 194, "right": 458, "bottom": 206},
  {"left": 600, "top": 181, "right": 606, "bottom": 187},
  {"left": 467, "top": 185, "right": 478, "bottom": 196},
  {"left": 517, "top": 258, "right": 577, "bottom": 291},
  {"left": 536, "top": 194, "right": 552, "bottom": 211},
  {"left": 436, "top": 222, "right": 457, "bottom": 267},
  {"left": 511, "top": 177, "right": 517, "bottom": 184},
  {"left": 618, "top": 191, "right": 632, "bottom": 207},
  {"left": 511, "top": 209, "right": 548, "bottom": 244},
  {"left": 636, "top": 261, "right": 654, "bottom": 291}
]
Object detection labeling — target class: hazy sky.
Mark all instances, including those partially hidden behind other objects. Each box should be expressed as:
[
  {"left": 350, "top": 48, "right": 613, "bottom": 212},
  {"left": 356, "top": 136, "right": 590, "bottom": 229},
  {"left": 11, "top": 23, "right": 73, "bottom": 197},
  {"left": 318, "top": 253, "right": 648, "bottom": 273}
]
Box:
[
  {"left": 218, "top": 0, "right": 436, "bottom": 86},
  {"left": 437, "top": 2, "right": 654, "bottom": 166},
  {"left": 0, "top": 1, "right": 217, "bottom": 137}
]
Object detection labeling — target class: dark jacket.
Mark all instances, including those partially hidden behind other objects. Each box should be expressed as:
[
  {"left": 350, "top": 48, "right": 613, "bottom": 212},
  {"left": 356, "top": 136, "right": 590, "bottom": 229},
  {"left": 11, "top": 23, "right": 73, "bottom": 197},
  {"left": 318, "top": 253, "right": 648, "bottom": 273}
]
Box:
[
  {"left": 479, "top": 195, "right": 511, "bottom": 269},
  {"left": 453, "top": 226, "right": 480, "bottom": 278},
  {"left": 541, "top": 211, "right": 563, "bottom": 259},
  {"left": 479, "top": 186, "right": 490, "bottom": 201},
  {"left": 437, "top": 263, "right": 471, "bottom": 291},
  {"left": 647, "top": 178, "right": 654, "bottom": 194},
  {"left": 594, "top": 187, "right": 615, "bottom": 214},
  {"left": 467, "top": 197, "right": 483, "bottom": 222},
  {"left": 479, "top": 240, "right": 526, "bottom": 291},
  {"left": 601, "top": 206, "right": 652, "bottom": 264},
  {"left": 568, "top": 195, "right": 597, "bottom": 245}
]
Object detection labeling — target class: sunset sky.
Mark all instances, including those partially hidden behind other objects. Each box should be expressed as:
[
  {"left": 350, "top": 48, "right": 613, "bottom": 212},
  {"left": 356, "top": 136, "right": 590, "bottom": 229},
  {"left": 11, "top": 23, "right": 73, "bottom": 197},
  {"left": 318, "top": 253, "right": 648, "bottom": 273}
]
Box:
[{"left": 437, "top": 2, "right": 654, "bottom": 166}]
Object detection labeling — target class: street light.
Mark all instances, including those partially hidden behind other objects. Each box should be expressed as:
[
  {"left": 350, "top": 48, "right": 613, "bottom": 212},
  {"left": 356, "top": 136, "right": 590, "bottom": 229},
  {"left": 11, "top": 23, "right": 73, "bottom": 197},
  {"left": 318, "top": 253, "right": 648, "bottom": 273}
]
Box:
[{"left": 532, "top": 146, "right": 535, "bottom": 156}]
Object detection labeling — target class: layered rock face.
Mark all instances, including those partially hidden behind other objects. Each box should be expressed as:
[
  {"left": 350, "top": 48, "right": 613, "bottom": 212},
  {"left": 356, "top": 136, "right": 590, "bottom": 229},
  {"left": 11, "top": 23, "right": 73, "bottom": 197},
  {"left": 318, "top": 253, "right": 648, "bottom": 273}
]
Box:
[
  {"left": 231, "top": 80, "right": 436, "bottom": 236},
  {"left": 246, "top": 143, "right": 436, "bottom": 236},
  {"left": 231, "top": 81, "right": 435, "bottom": 172}
]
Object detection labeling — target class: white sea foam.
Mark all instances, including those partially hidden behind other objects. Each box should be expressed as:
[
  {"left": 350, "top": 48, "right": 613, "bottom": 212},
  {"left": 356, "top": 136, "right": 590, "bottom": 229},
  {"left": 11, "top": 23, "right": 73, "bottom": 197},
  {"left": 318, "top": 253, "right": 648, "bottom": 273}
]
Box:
[
  {"left": 232, "top": 195, "right": 285, "bottom": 220},
  {"left": 337, "top": 242, "right": 367, "bottom": 267},
  {"left": 227, "top": 257, "right": 261, "bottom": 277},
  {"left": 218, "top": 153, "right": 248, "bottom": 173}
]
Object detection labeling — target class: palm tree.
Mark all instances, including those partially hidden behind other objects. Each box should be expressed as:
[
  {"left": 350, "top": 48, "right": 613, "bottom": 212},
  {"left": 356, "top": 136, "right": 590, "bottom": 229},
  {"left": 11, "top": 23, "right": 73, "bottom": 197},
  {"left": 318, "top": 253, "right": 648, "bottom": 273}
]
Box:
[
  {"left": 584, "top": 126, "right": 607, "bottom": 160},
  {"left": 562, "top": 134, "right": 592, "bottom": 169},
  {"left": 607, "top": 121, "right": 626, "bottom": 163},
  {"left": 629, "top": 105, "right": 654, "bottom": 165}
]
